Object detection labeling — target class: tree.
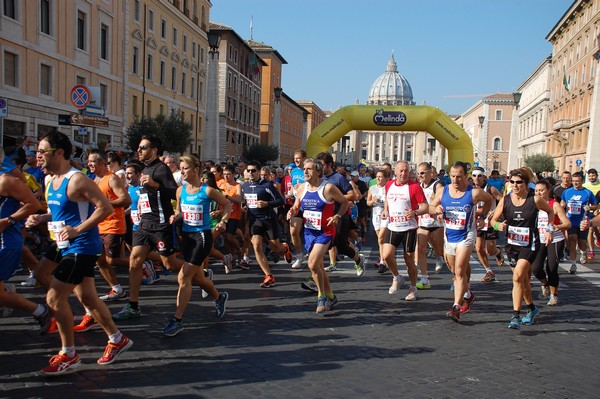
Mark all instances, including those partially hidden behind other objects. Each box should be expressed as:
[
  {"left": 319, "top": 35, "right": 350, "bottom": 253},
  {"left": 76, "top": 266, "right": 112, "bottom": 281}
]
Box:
[
  {"left": 524, "top": 153, "right": 555, "bottom": 174},
  {"left": 125, "top": 111, "right": 192, "bottom": 154},
  {"left": 242, "top": 143, "right": 279, "bottom": 166}
]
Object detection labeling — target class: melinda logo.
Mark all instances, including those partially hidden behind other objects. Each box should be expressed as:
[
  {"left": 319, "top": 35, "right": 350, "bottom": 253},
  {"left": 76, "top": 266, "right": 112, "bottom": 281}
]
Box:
[{"left": 373, "top": 109, "right": 407, "bottom": 126}]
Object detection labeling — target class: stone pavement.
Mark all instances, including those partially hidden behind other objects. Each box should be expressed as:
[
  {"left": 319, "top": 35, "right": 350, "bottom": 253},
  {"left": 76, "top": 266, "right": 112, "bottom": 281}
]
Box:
[{"left": 2, "top": 236, "right": 600, "bottom": 399}]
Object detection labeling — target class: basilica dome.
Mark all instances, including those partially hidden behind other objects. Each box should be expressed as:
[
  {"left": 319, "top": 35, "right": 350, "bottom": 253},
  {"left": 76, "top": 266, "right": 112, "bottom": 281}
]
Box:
[{"left": 367, "top": 53, "right": 415, "bottom": 106}]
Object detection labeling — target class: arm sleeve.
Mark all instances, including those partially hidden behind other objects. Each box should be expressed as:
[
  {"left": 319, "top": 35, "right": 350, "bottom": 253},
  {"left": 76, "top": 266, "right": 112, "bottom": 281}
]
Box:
[
  {"left": 267, "top": 182, "right": 285, "bottom": 208},
  {"left": 154, "top": 164, "right": 179, "bottom": 201}
]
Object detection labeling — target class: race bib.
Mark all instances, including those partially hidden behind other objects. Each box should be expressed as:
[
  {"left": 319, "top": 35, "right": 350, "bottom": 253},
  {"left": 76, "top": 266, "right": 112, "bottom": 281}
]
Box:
[
  {"left": 567, "top": 200, "right": 582, "bottom": 215},
  {"left": 507, "top": 225, "right": 530, "bottom": 246},
  {"left": 445, "top": 210, "right": 467, "bottom": 230},
  {"left": 181, "top": 204, "right": 204, "bottom": 226},
  {"left": 130, "top": 210, "right": 141, "bottom": 226},
  {"left": 389, "top": 210, "right": 411, "bottom": 229},
  {"left": 537, "top": 212, "right": 548, "bottom": 236},
  {"left": 139, "top": 193, "right": 151, "bottom": 214},
  {"left": 303, "top": 210, "right": 322, "bottom": 230},
  {"left": 245, "top": 193, "right": 258, "bottom": 209}
]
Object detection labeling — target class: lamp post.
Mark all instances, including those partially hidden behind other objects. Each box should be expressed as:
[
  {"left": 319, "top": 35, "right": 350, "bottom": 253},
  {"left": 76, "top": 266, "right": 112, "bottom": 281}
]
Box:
[
  {"left": 205, "top": 29, "right": 221, "bottom": 162},
  {"left": 478, "top": 115, "right": 488, "bottom": 171},
  {"left": 273, "top": 87, "right": 282, "bottom": 166},
  {"left": 507, "top": 92, "right": 522, "bottom": 171},
  {"left": 301, "top": 109, "right": 309, "bottom": 149},
  {"left": 584, "top": 34, "right": 600, "bottom": 170}
]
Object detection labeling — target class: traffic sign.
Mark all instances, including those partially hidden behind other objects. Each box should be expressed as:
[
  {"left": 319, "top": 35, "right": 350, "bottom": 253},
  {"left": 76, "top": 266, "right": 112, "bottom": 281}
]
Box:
[
  {"left": 473, "top": 161, "right": 479, "bottom": 167},
  {"left": 0, "top": 98, "right": 7, "bottom": 117},
  {"left": 70, "top": 85, "right": 91, "bottom": 109},
  {"left": 576, "top": 159, "right": 582, "bottom": 166},
  {"left": 70, "top": 113, "right": 109, "bottom": 127},
  {"left": 85, "top": 105, "right": 105, "bottom": 116},
  {"left": 78, "top": 127, "right": 88, "bottom": 136}
]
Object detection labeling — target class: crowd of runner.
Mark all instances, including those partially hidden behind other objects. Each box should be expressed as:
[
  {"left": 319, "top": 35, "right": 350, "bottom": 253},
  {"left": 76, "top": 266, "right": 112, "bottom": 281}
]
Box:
[{"left": 2, "top": 132, "right": 599, "bottom": 375}]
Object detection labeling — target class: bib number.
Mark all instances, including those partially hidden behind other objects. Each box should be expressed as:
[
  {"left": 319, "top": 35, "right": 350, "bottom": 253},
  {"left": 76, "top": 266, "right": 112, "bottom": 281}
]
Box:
[
  {"left": 303, "top": 210, "right": 323, "bottom": 230},
  {"left": 181, "top": 204, "right": 204, "bottom": 227},
  {"left": 507, "top": 225, "right": 530, "bottom": 246},
  {"left": 139, "top": 193, "right": 151, "bottom": 214}
]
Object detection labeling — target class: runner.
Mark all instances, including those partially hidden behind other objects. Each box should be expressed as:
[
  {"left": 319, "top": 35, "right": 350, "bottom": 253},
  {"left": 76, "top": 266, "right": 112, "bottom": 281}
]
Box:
[
  {"left": 429, "top": 161, "right": 492, "bottom": 322},
  {"left": 162, "top": 155, "right": 230, "bottom": 336},
  {"left": 381, "top": 161, "right": 429, "bottom": 301},
  {"left": 489, "top": 167, "right": 555, "bottom": 330},
  {"left": 366, "top": 169, "right": 390, "bottom": 273},
  {"left": 32, "top": 132, "right": 132, "bottom": 375},
  {"left": 287, "top": 158, "right": 349, "bottom": 313},
  {"left": 287, "top": 150, "right": 307, "bottom": 269}
]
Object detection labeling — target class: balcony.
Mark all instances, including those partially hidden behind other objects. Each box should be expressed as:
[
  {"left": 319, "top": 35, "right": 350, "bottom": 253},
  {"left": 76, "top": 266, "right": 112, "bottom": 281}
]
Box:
[{"left": 553, "top": 119, "right": 571, "bottom": 131}]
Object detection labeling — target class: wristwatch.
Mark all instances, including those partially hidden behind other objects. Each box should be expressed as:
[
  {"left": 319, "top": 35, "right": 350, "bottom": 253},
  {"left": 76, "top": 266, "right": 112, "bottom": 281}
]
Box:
[{"left": 6, "top": 216, "right": 17, "bottom": 225}]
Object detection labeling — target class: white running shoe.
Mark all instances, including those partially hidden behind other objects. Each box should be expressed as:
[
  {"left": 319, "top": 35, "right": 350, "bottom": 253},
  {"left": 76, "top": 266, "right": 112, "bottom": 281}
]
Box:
[
  {"left": 291, "top": 257, "right": 303, "bottom": 269},
  {"left": 201, "top": 268, "right": 213, "bottom": 299}
]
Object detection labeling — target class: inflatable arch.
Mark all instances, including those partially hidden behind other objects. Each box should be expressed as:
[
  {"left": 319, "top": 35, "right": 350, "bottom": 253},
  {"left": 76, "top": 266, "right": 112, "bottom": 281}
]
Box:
[{"left": 305, "top": 105, "right": 474, "bottom": 168}]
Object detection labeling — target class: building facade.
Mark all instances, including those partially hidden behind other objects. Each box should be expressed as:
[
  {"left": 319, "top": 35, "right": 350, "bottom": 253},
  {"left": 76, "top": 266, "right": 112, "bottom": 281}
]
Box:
[{"left": 546, "top": 0, "right": 600, "bottom": 173}]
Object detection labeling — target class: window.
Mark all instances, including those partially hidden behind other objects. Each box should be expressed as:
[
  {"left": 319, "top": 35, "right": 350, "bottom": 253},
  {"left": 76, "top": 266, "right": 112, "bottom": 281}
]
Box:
[
  {"left": 159, "top": 60, "right": 165, "bottom": 85},
  {"left": 160, "top": 18, "right": 166, "bottom": 39},
  {"left": 40, "top": 63, "right": 52, "bottom": 96},
  {"left": 133, "top": 0, "right": 140, "bottom": 21},
  {"left": 159, "top": 104, "right": 164, "bottom": 115},
  {"left": 147, "top": 9, "right": 154, "bottom": 31},
  {"left": 3, "top": 51, "right": 18, "bottom": 87},
  {"left": 40, "top": 0, "right": 50, "bottom": 35},
  {"left": 181, "top": 72, "right": 186, "bottom": 95},
  {"left": 191, "top": 75, "right": 196, "bottom": 99},
  {"left": 146, "top": 100, "right": 151, "bottom": 116},
  {"left": 76, "top": 75, "right": 86, "bottom": 85},
  {"left": 3, "top": 0, "right": 16, "bottom": 19},
  {"left": 493, "top": 138, "right": 501, "bottom": 151},
  {"left": 171, "top": 66, "right": 176, "bottom": 90},
  {"left": 100, "top": 24, "right": 108, "bottom": 60},
  {"left": 132, "top": 95, "right": 138, "bottom": 116},
  {"left": 172, "top": 27, "right": 177, "bottom": 46},
  {"left": 132, "top": 46, "right": 139, "bottom": 74},
  {"left": 199, "top": 81, "right": 203, "bottom": 101},
  {"left": 200, "top": 47, "right": 204, "bottom": 63},
  {"left": 192, "top": 41, "right": 196, "bottom": 58},
  {"left": 183, "top": 34, "right": 187, "bottom": 52},
  {"left": 495, "top": 109, "right": 502, "bottom": 120},
  {"left": 99, "top": 83, "right": 107, "bottom": 107},
  {"left": 146, "top": 54, "right": 153, "bottom": 80},
  {"left": 77, "top": 11, "right": 86, "bottom": 50}
]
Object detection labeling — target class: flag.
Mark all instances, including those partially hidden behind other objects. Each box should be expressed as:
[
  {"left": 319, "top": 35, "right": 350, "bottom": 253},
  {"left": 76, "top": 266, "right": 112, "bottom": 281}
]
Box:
[
  {"left": 563, "top": 66, "right": 570, "bottom": 91},
  {"left": 251, "top": 51, "right": 260, "bottom": 75}
]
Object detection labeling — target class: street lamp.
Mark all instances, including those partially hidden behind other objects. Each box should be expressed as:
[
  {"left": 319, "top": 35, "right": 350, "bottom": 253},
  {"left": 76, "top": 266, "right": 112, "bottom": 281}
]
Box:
[
  {"left": 513, "top": 92, "right": 522, "bottom": 108},
  {"left": 273, "top": 87, "right": 282, "bottom": 166},
  {"left": 208, "top": 30, "right": 221, "bottom": 53},
  {"left": 301, "top": 109, "right": 309, "bottom": 148},
  {"left": 478, "top": 115, "right": 485, "bottom": 127},
  {"left": 204, "top": 29, "right": 221, "bottom": 162}
]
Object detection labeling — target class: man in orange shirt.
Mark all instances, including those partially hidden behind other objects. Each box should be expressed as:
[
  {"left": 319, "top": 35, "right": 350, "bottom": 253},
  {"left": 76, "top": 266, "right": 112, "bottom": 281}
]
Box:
[
  {"left": 88, "top": 150, "right": 131, "bottom": 313},
  {"left": 222, "top": 165, "right": 245, "bottom": 268}
]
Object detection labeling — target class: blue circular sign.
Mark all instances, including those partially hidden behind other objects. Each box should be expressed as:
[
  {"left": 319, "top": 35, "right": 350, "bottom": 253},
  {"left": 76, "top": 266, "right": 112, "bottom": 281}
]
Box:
[{"left": 576, "top": 159, "right": 582, "bottom": 166}]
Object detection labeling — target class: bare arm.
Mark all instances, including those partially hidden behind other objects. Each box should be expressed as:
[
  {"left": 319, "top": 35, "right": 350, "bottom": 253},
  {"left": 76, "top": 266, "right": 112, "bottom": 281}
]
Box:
[
  {"left": 324, "top": 183, "right": 350, "bottom": 226},
  {"left": 108, "top": 174, "right": 132, "bottom": 208},
  {"left": 64, "top": 173, "right": 113, "bottom": 238}
]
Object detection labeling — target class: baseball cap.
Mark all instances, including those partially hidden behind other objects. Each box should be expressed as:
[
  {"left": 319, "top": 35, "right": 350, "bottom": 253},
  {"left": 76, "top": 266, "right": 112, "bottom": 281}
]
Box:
[{"left": 350, "top": 171, "right": 359, "bottom": 177}]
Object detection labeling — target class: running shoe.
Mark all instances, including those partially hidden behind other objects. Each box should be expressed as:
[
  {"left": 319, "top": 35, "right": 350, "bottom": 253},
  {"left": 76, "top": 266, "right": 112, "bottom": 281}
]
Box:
[
  {"left": 316, "top": 297, "right": 327, "bottom": 313},
  {"left": 97, "top": 336, "right": 133, "bottom": 365},
  {"left": 74, "top": 314, "right": 98, "bottom": 332},
  {"left": 142, "top": 260, "right": 157, "bottom": 285},
  {"left": 260, "top": 275, "right": 275, "bottom": 288},
  {"left": 521, "top": 306, "right": 540, "bottom": 325},
  {"left": 539, "top": 285, "right": 550, "bottom": 300},
  {"left": 580, "top": 250, "right": 587, "bottom": 265},
  {"left": 569, "top": 263, "right": 577, "bottom": 274},
  {"left": 301, "top": 278, "right": 318, "bottom": 292},
  {"left": 35, "top": 304, "right": 53, "bottom": 335},
  {"left": 495, "top": 245, "right": 505, "bottom": 266},
  {"left": 388, "top": 275, "right": 404, "bottom": 294},
  {"left": 238, "top": 259, "right": 250, "bottom": 270},
  {"left": 587, "top": 250, "right": 595, "bottom": 260},
  {"left": 508, "top": 315, "right": 521, "bottom": 330},
  {"left": 291, "top": 257, "right": 303, "bottom": 269},
  {"left": 41, "top": 352, "right": 81, "bottom": 376},
  {"left": 459, "top": 292, "right": 476, "bottom": 313},
  {"left": 162, "top": 317, "right": 184, "bottom": 337},
  {"left": 112, "top": 304, "right": 141, "bottom": 320},
  {"left": 325, "top": 295, "right": 339, "bottom": 310},
  {"left": 482, "top": 270, "right": 496, "bottom": 283},
  {"left": 435, "top": 258, "right": 444, "bottom": 272},
  {"left": 446, "top": 305, "right": 460, "bottom": 323},
  {"left": 547, "top": 295, "right": 559, "bottom": 306},
  {"left": 222, "top": 254, "right": 233, "bottom": 274},
  {"left": 416, "top": 278, "right": 430, "bottom": 289},
  {"left": 214, "top": 292, "right": 228, "bottom": 318},
  {"left": 47, "top": 318, "right": 58, "bottom": 334},
  {"left": 355, "top": 254, "right": 365, "bottom": 276},
  {"left": 377, "top": 262, "right": 388, "bottom": 274},
  {"left": 1, "top": 284, "right": 16, "bottom": 317},
  {"left": 99, "top": 289, "right": 127, "bottom": 302},
  {"left": 404, "top": 287, "right": 418, "bottom": 301},
  {"left": 21, "top": 271, "right": 37, "bottom": 287},
  {"left": 201, "top": 268, "right": 213, "bottom": 299},
  {"left": 282, "top": 243, "right": 293, "bottom": 263},
  {"left": 324, "top": 263, "right": 337, "bottom": 272}
]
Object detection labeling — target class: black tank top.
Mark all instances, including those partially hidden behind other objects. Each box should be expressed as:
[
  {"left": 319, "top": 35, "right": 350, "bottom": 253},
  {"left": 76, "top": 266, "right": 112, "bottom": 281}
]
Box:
[{"left": 503, "top": 191, "right": 538, "bottom": 248}]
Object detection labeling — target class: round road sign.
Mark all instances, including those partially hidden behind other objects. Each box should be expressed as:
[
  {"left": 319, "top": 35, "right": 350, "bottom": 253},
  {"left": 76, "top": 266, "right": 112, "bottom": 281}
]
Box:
[{"left": 70, "top": 85, "right": 91, "bottom": 109}]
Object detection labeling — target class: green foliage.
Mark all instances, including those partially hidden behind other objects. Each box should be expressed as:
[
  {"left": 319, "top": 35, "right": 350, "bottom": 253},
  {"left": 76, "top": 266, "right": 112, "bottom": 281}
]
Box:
[
  {"left": 126, "top": 111, "right": 192, "bottom": 154},
  {"left": 524, "top": 153, "right": 555, "bottom": 173},
  {"left": 242, "top": 143, "right": 280, "bottom": 166}
]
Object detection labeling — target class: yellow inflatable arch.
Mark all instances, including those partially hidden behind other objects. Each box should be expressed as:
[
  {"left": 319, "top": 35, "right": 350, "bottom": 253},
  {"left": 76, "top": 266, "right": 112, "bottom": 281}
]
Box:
[{"left": 306, "top": 105, "right": 474, "bottom": 168}]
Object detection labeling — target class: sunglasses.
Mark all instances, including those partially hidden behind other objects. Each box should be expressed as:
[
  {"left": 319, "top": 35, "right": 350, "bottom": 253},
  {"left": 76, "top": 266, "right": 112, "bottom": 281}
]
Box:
[
  {"left": 509, "top": 180, "right": 524, "bottom": 185},
  {"left": 418, "top": 171, "right": 429, "bottom": 175},
  {"left": 138, "top": 145, "right": 151, "bottom": 150},
  {"left": 247, "top": 169, "right": 257, "bottom": 173},
  {"left": 36, "top": 148, "right": 56, "bottom": 155},
  {"left": 472, "top": 173, "right": 484, "bottom": 177}
]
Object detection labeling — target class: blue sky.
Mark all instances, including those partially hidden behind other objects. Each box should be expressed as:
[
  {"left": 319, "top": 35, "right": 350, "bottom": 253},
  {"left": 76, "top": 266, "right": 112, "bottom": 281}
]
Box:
[{"left": 211, "top": 0, "right": 569, "bottom": 115}]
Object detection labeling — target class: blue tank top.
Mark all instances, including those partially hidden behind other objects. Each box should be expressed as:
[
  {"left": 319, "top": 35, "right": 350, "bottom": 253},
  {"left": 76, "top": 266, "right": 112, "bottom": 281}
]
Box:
[
  {"left": 180, "top": 183, "right": 211, "bottom": 233},
  {"left": 46, "top": 169, "right": 102, "bottom": 255},
  {"left": 0, "top": 195, "right": 23, "bottom": 249},
  {"left": 290, "top": 167, "right": 305, "bottom": 187},
  {"left": 441, "top": 185, "right": 476, "bottom": 243},
  {"left": 128, "top": 184, "right": 141, "bottom": 232}
]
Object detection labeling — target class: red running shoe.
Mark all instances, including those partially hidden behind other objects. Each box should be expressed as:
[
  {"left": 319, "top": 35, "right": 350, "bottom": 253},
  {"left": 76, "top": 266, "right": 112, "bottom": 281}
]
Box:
[
  {"left": 282, "top": 243, "right": 293, "bottom": 263},
  {"left": 74, "top": 314, "right": 98, "bottom": 332},
  {"left": 260, "top": 275, "right": 276, "bottom": 288},
  {"left": 41, "top": 352, "right": 81, "bottom": 376},
  {"left": 446, "top": 305, "right": 461, "bottom": 322},
  {"left": 459, "top": 292, "right": 476, "bottom": 313},
  {"left": 97, "top": 336, "right": 133, "bottom": 365}
]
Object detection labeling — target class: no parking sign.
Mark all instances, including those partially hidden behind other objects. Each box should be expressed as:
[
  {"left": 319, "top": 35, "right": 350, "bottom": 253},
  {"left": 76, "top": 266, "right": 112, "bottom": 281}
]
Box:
[
  {"left": 70, "top": 85, "right": 91, "bottom": 109},
  {"left": 0, "top": 98, "right": 7, "bottom": 117}
]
